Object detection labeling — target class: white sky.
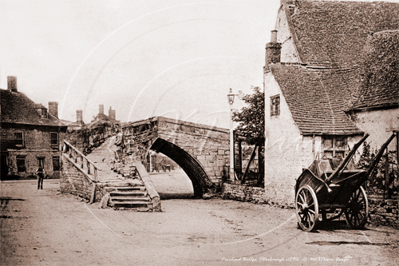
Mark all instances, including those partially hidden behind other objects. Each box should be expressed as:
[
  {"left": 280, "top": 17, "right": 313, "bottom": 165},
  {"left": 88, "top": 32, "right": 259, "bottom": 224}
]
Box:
[{"left": 1, "top": 0, "right": 398, "bottom": 128}]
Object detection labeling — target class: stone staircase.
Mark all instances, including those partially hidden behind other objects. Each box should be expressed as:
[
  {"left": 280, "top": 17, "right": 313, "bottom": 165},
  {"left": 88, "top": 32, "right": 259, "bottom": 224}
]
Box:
[
  {"left": 62, "top": 138, "right": 161, "bottom": 211},
  {"left": 109, "top": 184, "right": 151, "bottom": 210}
]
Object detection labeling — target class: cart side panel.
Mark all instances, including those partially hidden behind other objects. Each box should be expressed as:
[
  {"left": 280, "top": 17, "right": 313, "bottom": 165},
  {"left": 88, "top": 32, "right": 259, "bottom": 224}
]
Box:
[
  {"left": 295, "top": 170, "right": 324, "bottom": 195},
  {"left": 329, "top": 171, "right": 367, "bottom": 205}
]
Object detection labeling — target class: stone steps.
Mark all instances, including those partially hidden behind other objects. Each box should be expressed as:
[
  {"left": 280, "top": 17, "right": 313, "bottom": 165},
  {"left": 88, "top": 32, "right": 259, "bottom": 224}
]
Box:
[
  {"left": 108, "top": 186, "right": 146, "bottom": 191},
  {"left": 108, "top": 184, "right": 152, "bottom": 210},
  {"left": 110, "top": 190, "right": 147, "bottom": 197},
  {"left": 112, "top": 197, "right": 150, "bottom": 202}
]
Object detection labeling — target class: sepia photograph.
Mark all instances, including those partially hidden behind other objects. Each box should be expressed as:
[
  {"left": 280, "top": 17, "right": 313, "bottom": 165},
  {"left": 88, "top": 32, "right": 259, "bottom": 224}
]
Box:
[{"left": 1, "top": 0, "right": 398, "bottom": 265}]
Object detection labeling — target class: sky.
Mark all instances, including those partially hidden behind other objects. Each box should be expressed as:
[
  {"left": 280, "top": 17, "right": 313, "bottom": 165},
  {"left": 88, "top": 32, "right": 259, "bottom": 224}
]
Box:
[{"left": 1, "top": 0, "right": 398, "bottom": 128}]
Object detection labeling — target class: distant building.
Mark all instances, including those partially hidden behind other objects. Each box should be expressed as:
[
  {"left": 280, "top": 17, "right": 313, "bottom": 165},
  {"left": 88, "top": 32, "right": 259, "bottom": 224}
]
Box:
[
  {"left": 63, "top": 105, "right": 120, "bottom": 153},
  {"left": 0, "top": 76, "right": 67, "bottom": 179},
  {"left": 88, "top": 104, "right": 120, "bottom": 130},
  {"left": 62, "top": 110, "right": 88, "bottom": 153},
  {"left": 61, "top": 110, "right": 85, "bottom": 131},
  {"left": 263, "top": 0, "right": 399, "bottom": 206}
]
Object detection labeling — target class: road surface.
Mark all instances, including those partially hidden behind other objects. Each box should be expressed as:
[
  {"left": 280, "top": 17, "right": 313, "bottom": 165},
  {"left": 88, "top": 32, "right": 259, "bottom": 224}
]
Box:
[{"left": 1, "top": 178, "right": 398, "bottom": 266}]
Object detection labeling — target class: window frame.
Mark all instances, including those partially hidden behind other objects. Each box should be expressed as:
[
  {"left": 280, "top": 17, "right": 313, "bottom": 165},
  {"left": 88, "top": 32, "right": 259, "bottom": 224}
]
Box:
[
  {"left": 16, "top": 155, "right": 26, "bottom": 172},
  {"left": 50, "top": 132, "right": 59, "bottom": 149},
  {"left": 14, "top": 132, "right": 24, "bottom": 147},
  {"left": 37, "top": 157, "right": 45, "bottom": 168},
  {"left": 322, "top": 136, "right": 348, "bottom": 159},
  {"left": 52, "top": 156, "right": 60, "bottom": 171},
  {"left": 270, "top": 94, "right": 280, "bottom": 117}
]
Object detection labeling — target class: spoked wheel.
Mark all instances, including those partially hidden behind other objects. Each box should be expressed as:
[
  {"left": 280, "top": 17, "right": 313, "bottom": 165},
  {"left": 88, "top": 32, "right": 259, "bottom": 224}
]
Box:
[
  {"left": 296, "top": 185, "right": 319, "bottom": 231},
  {"left": 345, "top": 186, "right": 368, "bottom": 229}
]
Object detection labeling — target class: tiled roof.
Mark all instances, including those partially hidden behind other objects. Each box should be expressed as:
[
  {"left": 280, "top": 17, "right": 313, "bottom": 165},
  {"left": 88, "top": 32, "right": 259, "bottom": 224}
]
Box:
[
  {"left": 287, "top": 1, "right": 399, "bottom": 67},
  {"left": 270, "top": 64, "right": 362, "bottom": 135},
  {"left": 352, "top": 30, "right": 399, "bottom": 110},
  {"left": 0, "top": 89, "right": 66, "bottom": 128}
]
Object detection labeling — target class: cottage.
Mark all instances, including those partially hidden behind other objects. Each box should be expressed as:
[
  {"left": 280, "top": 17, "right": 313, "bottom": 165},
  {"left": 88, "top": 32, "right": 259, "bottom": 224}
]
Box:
[
  {"left": 0, "top": 76, "right": 67, "bottom": 179},
  {"left": 263, "top": 0, "right": 399, "bottom": 206},
  {"left": 347, "top": 30, "right": 399, "bottom": 150}
]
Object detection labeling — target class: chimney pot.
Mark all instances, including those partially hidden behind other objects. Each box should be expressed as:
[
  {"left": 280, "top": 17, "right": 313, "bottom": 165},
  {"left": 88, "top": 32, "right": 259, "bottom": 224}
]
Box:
[
  {"left": 76, "top": 110, "right": 83, "bottom": 123},
  {"left": 48, "top": 102, "right": 58, "bottom": 118},
  {"left": 265, "top": 30, "right": 282, "bottom": 72},
  {"left": 7, "top": 76, "right": 17, "bottom": 92},
  {"left": 271, "top": 30, "right": 278, "bottom": 43},
  {"left": 108, "top": 106, "right": 116, "bottom": 120}
]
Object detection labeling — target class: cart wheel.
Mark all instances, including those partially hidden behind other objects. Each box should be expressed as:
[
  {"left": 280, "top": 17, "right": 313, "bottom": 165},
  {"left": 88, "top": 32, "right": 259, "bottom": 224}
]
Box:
[
  {"left": 345, "top": 186, "right": 368, "bottom": 229},
  {"left": 296, "top": 185, "right": 319, "bottom": 231}
]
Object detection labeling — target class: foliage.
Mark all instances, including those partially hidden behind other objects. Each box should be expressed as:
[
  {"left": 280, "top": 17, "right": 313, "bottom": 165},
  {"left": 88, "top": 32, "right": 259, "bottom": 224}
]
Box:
[
  {"left": 232, "top": 86, "right": 265, "bottom": 145},
  {"left": 358, "top": 141, "right": 398, "bottom": 197}
]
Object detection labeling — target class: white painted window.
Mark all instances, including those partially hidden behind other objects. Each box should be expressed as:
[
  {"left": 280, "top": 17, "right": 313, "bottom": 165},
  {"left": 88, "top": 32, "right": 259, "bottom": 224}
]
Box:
[{"left": 270, "top": 94, "right": 280, "bottom": 116}]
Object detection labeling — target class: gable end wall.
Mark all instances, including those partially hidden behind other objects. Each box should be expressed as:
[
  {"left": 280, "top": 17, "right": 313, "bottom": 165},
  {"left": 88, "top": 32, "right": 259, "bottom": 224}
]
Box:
[
  {"left": 275, "top": 5, "right": 301, "bottom": 63},
  {"left": 264, "top": 73, "right": 316, "bottom": 206}
]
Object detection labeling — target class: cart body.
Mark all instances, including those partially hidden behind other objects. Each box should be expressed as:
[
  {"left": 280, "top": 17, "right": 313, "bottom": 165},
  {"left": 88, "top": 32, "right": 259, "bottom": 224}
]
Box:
[
  {"left": 295, "top": 160, "right": 367, "bottom": 208},
  {"left": 295, "top": 132, "right": 397, "bottom": 231}
]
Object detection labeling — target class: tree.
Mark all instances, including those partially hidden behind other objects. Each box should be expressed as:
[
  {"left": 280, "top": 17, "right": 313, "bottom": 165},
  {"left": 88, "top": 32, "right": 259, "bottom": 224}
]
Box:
[{"left": 232, "top": 86, "right": 265, "bottom": 145}]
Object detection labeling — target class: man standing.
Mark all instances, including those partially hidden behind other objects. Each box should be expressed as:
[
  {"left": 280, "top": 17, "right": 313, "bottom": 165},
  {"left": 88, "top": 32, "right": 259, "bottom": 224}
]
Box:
[{"left": 35, "top": 167, "right": 45, "bottom": 190}]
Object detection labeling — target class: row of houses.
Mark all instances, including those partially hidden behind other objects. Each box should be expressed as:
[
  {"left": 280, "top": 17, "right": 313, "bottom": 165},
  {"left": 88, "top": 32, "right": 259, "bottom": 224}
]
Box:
[
  {"left": 263, "top": 0, "right": 399, "bottom": 205},
  {"left": 0, "top": 77, "right": 67, "bottom": 179},
  {"left": 0, "top": 76, "right": 119, "bottom": 179}
]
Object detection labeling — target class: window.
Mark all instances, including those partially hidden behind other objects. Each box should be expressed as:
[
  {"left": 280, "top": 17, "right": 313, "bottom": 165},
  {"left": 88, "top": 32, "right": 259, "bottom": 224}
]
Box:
[
  {"left": 16, "top": 156, "right": 26, "bottom": 172},
  {"left": 50, "top": 132, "right": 58, "bottom": 148},
  {"left": 14, "top": 132, "right": 24, "bottom": 146},
  {"left": 52, "top": 156, "right": 60, "bottom": 171},
  {"left": 270, "top": 94, "right": 280, "bottom": 116},
  {"left": 37, "top": 157, "right": 45, "bottom": 168},
  {"left": 322, "top": 136, "right": 347, "bottom": 159}
]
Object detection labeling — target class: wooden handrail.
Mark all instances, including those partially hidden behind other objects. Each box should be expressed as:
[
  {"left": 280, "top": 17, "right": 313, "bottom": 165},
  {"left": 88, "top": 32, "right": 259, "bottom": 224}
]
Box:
[
  {"left": 62, "top": 140, "right": 101, "bottom": 182},
  {"left": 63, "top": 140, "right": 101, "bottom": 171}
]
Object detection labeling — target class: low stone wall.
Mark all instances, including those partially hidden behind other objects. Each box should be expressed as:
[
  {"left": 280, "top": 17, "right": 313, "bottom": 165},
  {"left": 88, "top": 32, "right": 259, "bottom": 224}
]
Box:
[
  {"left": 368, "top": 197, "right": 399, "bottom": 229},
  {"left": 60, "top": 156, "right": 100, "bottom": 201},
  {"left": 223, "top": 183, "right": 399, "bottom": 229},
  {"left": 222, "top": 183, "right": 270, "bottom": 205}
]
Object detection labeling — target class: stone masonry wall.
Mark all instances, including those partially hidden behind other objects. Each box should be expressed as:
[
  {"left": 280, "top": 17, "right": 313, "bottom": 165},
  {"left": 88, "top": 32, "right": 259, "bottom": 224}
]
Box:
[
  {"left": 222, "top": 183, "right": 270, "bottom": 205},
  {"left": 368, "top": 198, "right": 399, "bottom": 229},
  {"left": 60, "top": 156, "right": 96, "bottom": 201},
  {"left": 157, "top": 118, "right": 230, "bottom": 185},
  {"left": 1, "top": 126, "right": 65, "bottom": 179}
]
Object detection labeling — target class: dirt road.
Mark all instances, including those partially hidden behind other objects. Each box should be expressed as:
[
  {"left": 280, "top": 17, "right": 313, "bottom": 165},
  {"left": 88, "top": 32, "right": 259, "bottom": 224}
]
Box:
[{"left": 1, "top": 179, "right": 398, "bottom": 266}]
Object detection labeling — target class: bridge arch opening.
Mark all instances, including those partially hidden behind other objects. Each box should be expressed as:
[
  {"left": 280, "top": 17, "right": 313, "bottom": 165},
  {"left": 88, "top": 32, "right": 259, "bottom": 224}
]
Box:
[{"left": 150, "top": 138, "right": 210, "bottom": 198}]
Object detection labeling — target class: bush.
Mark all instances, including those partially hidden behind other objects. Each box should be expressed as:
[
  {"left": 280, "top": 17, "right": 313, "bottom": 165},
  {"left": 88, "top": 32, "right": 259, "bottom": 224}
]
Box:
[{"left": 358, "top": 141, "right": 398, "bottom": 197}]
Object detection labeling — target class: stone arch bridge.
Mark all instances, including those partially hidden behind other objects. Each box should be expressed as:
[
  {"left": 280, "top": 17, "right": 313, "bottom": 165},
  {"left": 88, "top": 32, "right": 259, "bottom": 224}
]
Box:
[{"left": 121, "top": 116, "right": 231, "bottom": 198}]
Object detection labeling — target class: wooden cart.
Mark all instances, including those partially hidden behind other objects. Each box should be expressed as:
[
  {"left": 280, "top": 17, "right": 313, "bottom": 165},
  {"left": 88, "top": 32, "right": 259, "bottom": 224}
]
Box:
[{"left": 295, "top": 132, "right": 397, "bottom": 231}]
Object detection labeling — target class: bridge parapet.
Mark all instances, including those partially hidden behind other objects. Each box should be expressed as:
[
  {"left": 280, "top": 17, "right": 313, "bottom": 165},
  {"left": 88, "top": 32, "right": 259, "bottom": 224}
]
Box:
[{"left": 121, "top": 117, "right": 231, "bottom": 197}]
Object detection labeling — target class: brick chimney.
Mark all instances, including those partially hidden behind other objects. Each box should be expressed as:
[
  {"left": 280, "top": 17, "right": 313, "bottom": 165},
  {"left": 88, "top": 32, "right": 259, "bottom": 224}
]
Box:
[
  {"left": 48, "top": 102, "right": 58, "bottom": 118},
  {"left": 108, "top": 106, "right": 116, "bottom": 120},
  {"left": 7, "top": 76, "right": 17, "bottom": 92},
  {"left": 265, "top": 30, "right": 282, "bottom": 72},
  {"left": 76, "top": 110, "right": 83, "bottom": 123},
  {"left": 99, "top": 104, "right": 104, "bottom": 115}
]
